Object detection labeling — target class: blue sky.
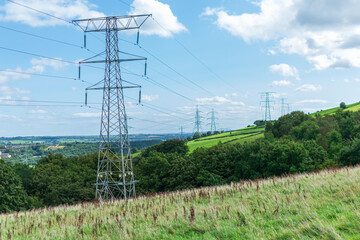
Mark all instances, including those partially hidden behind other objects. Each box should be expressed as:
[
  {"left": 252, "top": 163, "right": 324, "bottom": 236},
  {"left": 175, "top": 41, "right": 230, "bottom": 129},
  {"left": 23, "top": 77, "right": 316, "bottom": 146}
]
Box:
[{"left": 1, "top": 0, "right": 360, "bottom": 136}]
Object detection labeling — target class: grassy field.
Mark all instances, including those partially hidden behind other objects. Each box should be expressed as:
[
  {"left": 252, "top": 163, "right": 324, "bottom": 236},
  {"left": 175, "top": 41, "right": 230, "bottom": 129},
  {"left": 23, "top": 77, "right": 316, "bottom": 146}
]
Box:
[
  {"left": 311, "top": 102, "right": 360, "bottom": 116},
  {"left": 2, "top": 165, "right": 359, "bottom": 239},
  {"left": 187, "top": 126, "right": 265, "bottom": 152}
]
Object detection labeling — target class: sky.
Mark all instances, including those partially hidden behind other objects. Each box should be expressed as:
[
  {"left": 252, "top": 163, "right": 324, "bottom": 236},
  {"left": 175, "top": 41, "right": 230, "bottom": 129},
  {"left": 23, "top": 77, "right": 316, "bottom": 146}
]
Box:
[{"left": 1, "top": 0, "right": 360, "bottom": 136}]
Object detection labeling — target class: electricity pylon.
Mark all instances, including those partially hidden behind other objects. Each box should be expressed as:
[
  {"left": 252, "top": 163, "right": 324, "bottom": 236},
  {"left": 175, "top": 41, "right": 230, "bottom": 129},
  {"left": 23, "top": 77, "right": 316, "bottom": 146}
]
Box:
[
  {"left": 280, "top": 98, "right": 290, "bottom": 117},
  {"left": 207, "top": 108, "right": 218, "bottom": 133},
  {"left": 193, "top": 105, "right": 203, "bottom": 133},
  {"left": 261, "top": 92, "right": 275, "bottom": 122},
  {"left": 179, "top": 126, "right": 184, "bottom": 139},
  {"left": 73, "top": 14, "right": 151, "bottom": 201}
]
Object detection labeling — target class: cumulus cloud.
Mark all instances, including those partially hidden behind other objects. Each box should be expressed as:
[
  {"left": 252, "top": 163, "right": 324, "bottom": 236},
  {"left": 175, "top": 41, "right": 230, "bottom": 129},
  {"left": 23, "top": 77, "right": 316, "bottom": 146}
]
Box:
[
  {"left": 142, "top": 94, "right": 159, "bottom": 102},
  {"left": 203, "top": 0, "right": 360, "bottom": 70},
  {"left": 0, "top": 86, "right": 31, "bottom": 96},
  {"left": 272, "top": 80, "right": 292, "bottom": 86},
  {"left": 296, "top": 84, "right": 322, "bottom": 92},
  {"left": 129, "top": 0, "right": 187, "bottom": 37},
  {"left": 0, "top": 0, "right": 104, "bottom": 27},
  {"left": 29, "top": 109, "right": 47, "bottom": 114},
  {"left": 196, "top": 96, "right": 230, "bottom": 105},
  {"left": 73, "top": 112, "right": 101, "bottom": 118},
  {"left": 195, "top": 95, "right": 245, "bottom": 106},
  {"left": 269, "top": 64, "right": 300, "bottom": 80},
  {"left": 0, "top": 57, "right": 67, "bottom": 84},
  {"left": 296, "top": 99, "right": 328, "bottom": 104}
]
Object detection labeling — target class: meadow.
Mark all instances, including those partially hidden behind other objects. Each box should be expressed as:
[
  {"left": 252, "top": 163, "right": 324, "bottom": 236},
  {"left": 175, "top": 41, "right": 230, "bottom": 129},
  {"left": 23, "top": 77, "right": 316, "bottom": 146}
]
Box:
[
  {"left": 1, "top": 165, "right": 359, "bottom": 239},
  {"left": 187, "top": 126, "right": 265, "bottom": 152},
  {"left": 311, "top": 102, "right": 360, "bottom": 116}
]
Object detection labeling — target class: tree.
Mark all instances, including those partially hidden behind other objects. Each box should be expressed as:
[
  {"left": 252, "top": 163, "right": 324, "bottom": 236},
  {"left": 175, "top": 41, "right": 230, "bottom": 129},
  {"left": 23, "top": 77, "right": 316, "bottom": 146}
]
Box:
[
  {"left": 0, "top": 160, "right": 30, "bottom": 213},
  {"left": 192, "top": 132, "right": 201, "bottom": 139},
  {"left": 340, "top": 102, "right": 346, "bottom": 109},
  {"left": 141, "top": 139, "right": 189, "bottom": 158},
  {"left": 32, "top": 153, "right": 97, "bottom": 206},
  {"left": 254, "top": 120, "right": 265, "bottom": 126}
]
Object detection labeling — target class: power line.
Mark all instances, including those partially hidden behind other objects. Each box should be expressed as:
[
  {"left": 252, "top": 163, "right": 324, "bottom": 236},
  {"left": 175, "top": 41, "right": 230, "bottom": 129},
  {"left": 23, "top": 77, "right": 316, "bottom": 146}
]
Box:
[
  {"left": 0, "top": 98, "right": 100, "bottom": 105},
  {"left": 4, "top": 0, "right": 215, "bottom": 105},
  {"left": 0, "top": 25, "right": 93, "bottom": 52},
  {"left": 115, "top": 0, "right": 238, "bottom": 91},
  {"left": 119, "top": 37, "right": 215, "bottom": 96},
  {"left": 137, "top": 45, "right": 215, "bottom": 96},
  {"left": 121, "top": 67, "right": 194, "bottom": 102},
  {"left": 0, "top": 69, "right": 92, "bottom": 84},
  {"left": 6, "top": 0, "right": 72, "bottom": 25},
  {"left": 0, "top": 104, "right": 83, "bottom": 107},
  {"left": 0, "top": 45, "right": 105, "bottom": 73}
]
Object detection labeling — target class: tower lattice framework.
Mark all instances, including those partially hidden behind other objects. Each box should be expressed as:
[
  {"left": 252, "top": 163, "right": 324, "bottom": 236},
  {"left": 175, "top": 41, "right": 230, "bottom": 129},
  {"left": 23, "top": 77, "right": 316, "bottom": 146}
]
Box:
[
  {"left": 73, "top": 15, "right": 151, "bottom": 200},
  {"left": 261, "top": 92, "right": 275, "bottom": 122},
  {"left": 193, "top": 105, "right": 203, "bottom": 133}
]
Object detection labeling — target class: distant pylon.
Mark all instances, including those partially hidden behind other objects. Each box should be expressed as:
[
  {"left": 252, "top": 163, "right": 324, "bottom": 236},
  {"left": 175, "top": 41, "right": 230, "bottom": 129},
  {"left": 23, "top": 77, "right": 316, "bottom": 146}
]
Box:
[
  {"left": 73, "top": 14, "right": 151, "bottom": 201},
  {"left": 193, "top": 105, "right": 203, "bottom": 133},
  {"left": 261, "top": 92, "right": 275, "bottom": 122},
  {"left": 280, "top": 98, "right": 289, "bottom": 117},
  {"left": 207, "top": 108, "right": 218, "bottom": 133},
  {"left": 179, "top": 126, "right": 184, "bottom": 139}
]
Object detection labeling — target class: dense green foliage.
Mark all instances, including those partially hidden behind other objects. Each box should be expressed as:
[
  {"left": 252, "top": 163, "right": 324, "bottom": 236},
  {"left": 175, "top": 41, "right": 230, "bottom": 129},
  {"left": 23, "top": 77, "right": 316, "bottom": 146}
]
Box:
[
  {"left": 0, "top": 160, "right": 30, "bottom": 213},
  {"left": 3, "top": 108, "right": 360, "bottom": 213}
]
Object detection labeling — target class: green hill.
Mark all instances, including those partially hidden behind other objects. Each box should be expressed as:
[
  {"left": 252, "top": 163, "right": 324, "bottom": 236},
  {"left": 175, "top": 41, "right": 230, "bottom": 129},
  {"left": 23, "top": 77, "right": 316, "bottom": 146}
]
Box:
[
  {"left": 187, "top": 126, "right": 265, "bottom": 152},
  {"left": 187, "top": 101, "right": 360, "bottom": 153},
  {"left": 311, "top": 102, "right": 360, "bottom": 116},
  {"left": 2, "top": 165, "right": 359, "bottom": 239}
]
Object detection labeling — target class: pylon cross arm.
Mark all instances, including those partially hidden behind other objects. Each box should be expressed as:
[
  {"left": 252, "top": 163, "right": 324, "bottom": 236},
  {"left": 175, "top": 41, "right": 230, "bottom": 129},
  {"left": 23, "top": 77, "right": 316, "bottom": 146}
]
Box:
[{"left": 72, "top": 14, "right": 152, "bottom": 32}]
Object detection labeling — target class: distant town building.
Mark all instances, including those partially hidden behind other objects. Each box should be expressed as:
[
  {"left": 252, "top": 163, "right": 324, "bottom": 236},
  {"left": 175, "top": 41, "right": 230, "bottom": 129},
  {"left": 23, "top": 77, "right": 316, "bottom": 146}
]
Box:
[{"left": 0, "top": 152, "right": 11, "bottom": 159}]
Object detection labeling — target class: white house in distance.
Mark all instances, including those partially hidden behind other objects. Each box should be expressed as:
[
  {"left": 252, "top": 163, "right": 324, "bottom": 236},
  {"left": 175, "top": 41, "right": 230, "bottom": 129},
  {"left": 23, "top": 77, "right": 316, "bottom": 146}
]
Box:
[{"left": 0, "top": 151, "right": 12, "bottom": 159}]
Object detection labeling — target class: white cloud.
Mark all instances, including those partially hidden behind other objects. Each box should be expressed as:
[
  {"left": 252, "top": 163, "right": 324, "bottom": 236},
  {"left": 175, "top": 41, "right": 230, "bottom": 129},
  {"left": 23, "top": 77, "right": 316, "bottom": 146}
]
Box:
[
  {"left": 73, "top": 112, "right": 101, "bottom": 118},
  {"left": 296, "top": 84, "right": 322, "bottom": 92},
  {"left": 296, "top": 99, "right": 328, "bottom": 104},
  {"left": 196, "top": 95, "right": 245, "bottom": 106},
  {"left": 344, "top": 78, "right": 350, "bottom": 83},
  {"left": 0, "top": 0, "right": 104, "bottom": 27},
  {"left": 203, "top": 0, "right": 360, "bottom": 70},
  {"left": 0, "top": 86, "right": 31, "bottom": 96},
  {"left": 272, "top": 80, "right": 292, "bottom": 86},
  {"left": 30, "top": 58, "right": 68, "bottom": 71},
  {"left": 129, "top": 0, "right": 187, "bottom": 37},
  {"left": 0, "top": 68, "right": 31, "bottom": 84},
  {"left": 142, "top": 94, "right": 159, "bottom": 102},
  {"left": 0, "top": 114, "right": 18, "bottom": 120},
  {"left": 0, "top": 57, "right": 67, "bottom": 84},
  {"left": 230, "top": 101, "right": 245, "bottom": 106},
  {"left": 196, "top": 96, "right": 229, "bottom": 105},
  {"left": 30, "top": 109, "right": 47, "bottom": 114},
  {"left": 269, "top": 64, "right": 300, "bottom": 80}
]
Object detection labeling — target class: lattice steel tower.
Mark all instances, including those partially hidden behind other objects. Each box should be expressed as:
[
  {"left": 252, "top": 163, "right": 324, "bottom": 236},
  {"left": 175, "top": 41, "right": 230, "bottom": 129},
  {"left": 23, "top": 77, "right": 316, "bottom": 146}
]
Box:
[
  {"left": 193, "top": 105, "right": 203, "bottom": 133},
  {"left": 73, "top": 15, "right": 151, "bottom": 200},
  {"left": 207, "top": 108, "right": 217, "bottom": 133},
  {"left": 280, "top": 98, "right": 290, "bottom": 117},
  {"left": 179, "top": 126, "right": 184, "bottom": 139},
  {"left": 261, "top": 92, "right": 275, "bottom": 122}
]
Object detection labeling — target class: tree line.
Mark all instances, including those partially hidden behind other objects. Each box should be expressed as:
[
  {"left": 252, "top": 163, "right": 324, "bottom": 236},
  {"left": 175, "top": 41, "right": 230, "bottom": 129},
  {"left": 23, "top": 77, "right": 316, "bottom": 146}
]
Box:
[{"left": 2, "top": 108, "right": 360, "bottom": 212}]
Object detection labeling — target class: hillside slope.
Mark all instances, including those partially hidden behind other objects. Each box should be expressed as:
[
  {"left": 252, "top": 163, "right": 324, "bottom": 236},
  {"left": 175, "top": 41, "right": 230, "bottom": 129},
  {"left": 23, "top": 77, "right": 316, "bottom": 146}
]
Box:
[
  {"left": 187, "top": 126, "right": 265, "bottom": 152},
  {"left": 311, "top": 101, "right": 360, "bottom": 116},
  {"left": 2, "top": 165, "right": 359, "bottom": 239},
  {"left": 187, "top": 101, "right": 360, "bottom": 153}
]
